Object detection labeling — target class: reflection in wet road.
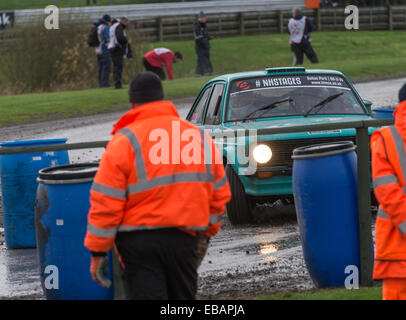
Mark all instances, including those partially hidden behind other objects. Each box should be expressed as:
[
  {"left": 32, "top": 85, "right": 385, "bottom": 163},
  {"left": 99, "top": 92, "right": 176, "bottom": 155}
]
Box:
[{"left": 197, "top": 205, "right": 312, "bottom": 298}]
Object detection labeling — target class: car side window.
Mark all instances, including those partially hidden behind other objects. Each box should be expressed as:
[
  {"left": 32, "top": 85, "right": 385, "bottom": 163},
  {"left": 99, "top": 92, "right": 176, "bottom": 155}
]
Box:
[
  {"left": 204, "top": 83, "right": 225, "bottom": 125},
  {"left": 189, "top": 86, "right": 212, "bottom": 125}
]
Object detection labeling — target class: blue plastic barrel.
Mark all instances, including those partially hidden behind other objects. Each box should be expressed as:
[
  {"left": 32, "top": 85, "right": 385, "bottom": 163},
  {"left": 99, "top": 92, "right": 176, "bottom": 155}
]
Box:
[
  {"left": 35, "top": 163, "right": 114, "bottom": 300},
  {"left": 372, "top": 108, "right": 395, "bottom": 119},
  {"left": 0, "top": 138, "right": 69, "bottom": 249},
  {"left": 292, "top": 141, "right": 361, "bottom": 288}
]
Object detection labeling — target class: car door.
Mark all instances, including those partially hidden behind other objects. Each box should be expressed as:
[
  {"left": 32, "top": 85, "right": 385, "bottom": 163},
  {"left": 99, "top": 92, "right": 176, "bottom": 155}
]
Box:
[{"left": 203, "top": 82, "right": 225, "bottom": 128}]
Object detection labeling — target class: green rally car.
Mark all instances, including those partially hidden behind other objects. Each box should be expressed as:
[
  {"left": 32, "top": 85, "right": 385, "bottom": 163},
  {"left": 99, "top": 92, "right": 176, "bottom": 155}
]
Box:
[{"left": 186, "top": 67, "right": 375, "bottom": 225}]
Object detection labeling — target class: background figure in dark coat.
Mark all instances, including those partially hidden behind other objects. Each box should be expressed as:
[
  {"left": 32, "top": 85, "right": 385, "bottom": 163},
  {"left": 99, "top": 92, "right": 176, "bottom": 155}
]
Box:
[
  {"left": 193, "top": 11, "right": 213, "bottom": 77},
  {"left": 108, "top": 17, "right": 130, "bottom": 89},
  {"left": 95, "top": 14, "right": 111, "bottom": 88},
  {"left": 287, "top": 8, "right": 319, "bottom": 66}
]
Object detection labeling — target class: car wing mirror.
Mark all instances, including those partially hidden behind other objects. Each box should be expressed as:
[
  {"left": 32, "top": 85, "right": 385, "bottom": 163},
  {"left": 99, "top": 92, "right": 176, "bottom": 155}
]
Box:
[{"left": 362, "top": 99, "right": 372, "bottom": 116}]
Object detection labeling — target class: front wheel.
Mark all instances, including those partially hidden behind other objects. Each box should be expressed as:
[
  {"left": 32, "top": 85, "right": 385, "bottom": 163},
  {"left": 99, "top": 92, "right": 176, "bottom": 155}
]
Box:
[{"left": 225, "top": 165, "right": 254, "bottom": 225}]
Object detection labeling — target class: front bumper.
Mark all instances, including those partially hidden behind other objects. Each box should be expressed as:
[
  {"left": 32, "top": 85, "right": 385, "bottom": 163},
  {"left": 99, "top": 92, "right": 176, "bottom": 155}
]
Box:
[{"left": 239, "top": 172, "right": 293, "bottom": 197}]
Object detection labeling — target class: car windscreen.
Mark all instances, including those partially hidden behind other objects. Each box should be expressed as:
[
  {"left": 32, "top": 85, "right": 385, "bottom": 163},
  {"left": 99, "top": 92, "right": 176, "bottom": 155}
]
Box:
[{"left": 225, "top": 74, "right": 366, "bottom": 121}]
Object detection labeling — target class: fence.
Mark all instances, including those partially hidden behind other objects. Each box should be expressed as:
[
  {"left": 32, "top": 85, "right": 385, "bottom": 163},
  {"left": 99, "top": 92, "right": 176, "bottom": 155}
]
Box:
[
  {"left": 135, "top": 5, "right": 406, "bottom": 41},
  {"left": 0, "top": 117, "right": 395, "bottom": 287},
  {"left": 11, "top": 0, "right": 304, "bottom": 25},
  {"left": 2, "top": 5, "right": 406, "bottom": 44},
  {"left": 4, "top": 0, "right": 406, "bottom": 12}
]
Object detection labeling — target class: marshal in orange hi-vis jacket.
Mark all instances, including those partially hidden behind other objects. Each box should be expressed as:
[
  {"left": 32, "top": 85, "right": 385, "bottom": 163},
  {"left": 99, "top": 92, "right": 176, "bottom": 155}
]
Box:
[
  {"left": 371, "top": 97, "right": 406, "bottom": 300},
  {"left": 84, "top": 72, "right": 231, "bottom": 299},
  {"left": 84, "top": 99, "right": 231, "bottom": 253}
]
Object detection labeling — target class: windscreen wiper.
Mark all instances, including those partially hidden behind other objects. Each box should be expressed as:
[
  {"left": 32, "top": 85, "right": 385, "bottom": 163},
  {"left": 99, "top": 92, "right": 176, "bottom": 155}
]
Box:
[
  {"left": 303, "top": 92, "right": 344, "bottom": 117},
  {"left": 243, "top": 97, "right": 293, "bottom": 120}
]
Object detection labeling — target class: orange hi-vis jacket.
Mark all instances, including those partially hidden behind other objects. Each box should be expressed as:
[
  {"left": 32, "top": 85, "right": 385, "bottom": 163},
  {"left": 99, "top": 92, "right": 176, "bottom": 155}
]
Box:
[
  {"left": 84, "top": 100, "right": 231, "bottom": 253},
  {"left": 371, "top": 100, "right": 406, "bottom": 279}
]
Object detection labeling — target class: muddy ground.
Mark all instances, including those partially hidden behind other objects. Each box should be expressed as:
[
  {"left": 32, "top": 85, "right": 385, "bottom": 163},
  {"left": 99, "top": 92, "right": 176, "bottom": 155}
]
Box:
[{"left": 0, "top": 77, "right": 401, "bottom": 299}]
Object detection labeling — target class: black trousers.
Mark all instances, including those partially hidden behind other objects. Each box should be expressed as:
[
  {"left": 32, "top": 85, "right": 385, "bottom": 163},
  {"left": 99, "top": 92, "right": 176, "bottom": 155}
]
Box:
[
  {"left": 143, "top": 57, "right": 166, "bottom": 80},
  {"left": 291, "top": 41, "right": 319, "bottom": 66},
  {"left": 111, "top": 52, "right": 124, "bottom": 89},
  {"left": 97, "top": 53, "right": 111, "bottom": 88},
  {"left": 195, "top": 45, "right": 213, "bottom": 76},
  {"left": 115, "top": 228, "right": 199, "bottom": 300}
]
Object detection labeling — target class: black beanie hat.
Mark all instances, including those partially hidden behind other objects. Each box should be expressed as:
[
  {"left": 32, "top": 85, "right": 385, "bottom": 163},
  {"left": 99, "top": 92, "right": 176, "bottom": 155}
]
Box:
[
  {"left": 399, "top": 82, "right": 406, "bottom": 103},
  {"left": 129, "top": 72, "right": 164, "bottom": 104},
  {"left": 101, "top": 14, "right": 111, "bottom": 23}
]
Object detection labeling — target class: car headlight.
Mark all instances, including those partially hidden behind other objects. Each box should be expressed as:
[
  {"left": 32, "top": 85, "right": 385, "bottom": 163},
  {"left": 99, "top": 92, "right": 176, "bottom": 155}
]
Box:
[{"left": 253, "top": 144, "right": 272, "bottom": 164}]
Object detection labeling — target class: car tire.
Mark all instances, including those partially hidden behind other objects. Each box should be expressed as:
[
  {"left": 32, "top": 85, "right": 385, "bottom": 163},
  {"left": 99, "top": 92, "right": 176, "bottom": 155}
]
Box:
[{"left": 225, "top": 164, "right": 254, "bottom": 225}]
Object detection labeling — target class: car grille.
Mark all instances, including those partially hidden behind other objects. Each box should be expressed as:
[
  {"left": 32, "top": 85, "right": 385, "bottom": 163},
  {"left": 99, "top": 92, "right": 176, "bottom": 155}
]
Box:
[{"left": 261, "top": 136, "right": 357, "bottom": 168}]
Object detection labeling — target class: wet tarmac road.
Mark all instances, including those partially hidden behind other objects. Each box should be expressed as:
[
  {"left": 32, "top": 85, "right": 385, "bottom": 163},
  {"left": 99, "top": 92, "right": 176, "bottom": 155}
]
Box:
[
  {"left": 197, "top": 204, "right": 313, "bottom": 299},
  {"left": 0, "top": 77, "right": 399, "bottom": 299},
  {"left": 0, "top": 204, "right": 312, "bottom": 300},
  {"left": 355, "top": 77, "right": 405, "bottom": 108},
  {"left": 0, "top": 245, "right": 43, "bottom": 300}
]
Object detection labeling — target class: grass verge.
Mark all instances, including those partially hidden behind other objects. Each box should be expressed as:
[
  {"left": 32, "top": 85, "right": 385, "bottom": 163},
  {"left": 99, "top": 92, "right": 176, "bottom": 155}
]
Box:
[
  {"left": 256, "top": 286, "right": 382, "bottom": 300},
  {"left": 162, "top": 30, "right": 406, "bottom": 81},
  {"left": 0, "top": 76, "right": 210, "bottom": 127},
  {"left": 1, "top": 31, "right": 406, "bottom": 128}
]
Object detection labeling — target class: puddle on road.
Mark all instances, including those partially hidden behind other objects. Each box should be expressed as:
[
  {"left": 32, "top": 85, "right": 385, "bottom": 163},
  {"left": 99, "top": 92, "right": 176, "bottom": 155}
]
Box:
[{"left": 221, "top": 234, "right": 301, "bottom": 256}]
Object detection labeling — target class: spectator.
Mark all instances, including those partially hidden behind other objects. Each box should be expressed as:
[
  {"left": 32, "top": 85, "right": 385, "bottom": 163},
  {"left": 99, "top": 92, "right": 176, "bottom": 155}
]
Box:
[
  {"left": 95, "top": 15, "right": 111, "bottom": 88},
  {"left": 143, "top": 48, "right": 183, "bottom": 81},
  {"left": 193, "top": 11, "right": 213, "bottom": 77},
  {"left": 287, "top": 8, "right": 319, "bottom": 66},
  {"left": 86, "top": 0, "right": 97, "bottom": 4},
  {"left": 108, "top": 16, "right": 130, "bottom": 89}
]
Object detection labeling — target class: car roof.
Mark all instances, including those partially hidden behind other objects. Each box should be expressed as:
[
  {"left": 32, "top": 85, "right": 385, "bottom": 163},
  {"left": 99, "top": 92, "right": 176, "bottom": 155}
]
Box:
[{"left": 208, "top": 68, "right": 345, "bottom": 83}]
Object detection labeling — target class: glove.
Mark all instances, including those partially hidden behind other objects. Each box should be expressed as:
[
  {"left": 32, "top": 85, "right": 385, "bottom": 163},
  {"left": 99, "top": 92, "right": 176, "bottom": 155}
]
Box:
[
  {"left": 196, "top": 234, "right": 210, "bottom": 267},
  {"left": 90, "top": 253, "right": 112, "bottom": 288}
]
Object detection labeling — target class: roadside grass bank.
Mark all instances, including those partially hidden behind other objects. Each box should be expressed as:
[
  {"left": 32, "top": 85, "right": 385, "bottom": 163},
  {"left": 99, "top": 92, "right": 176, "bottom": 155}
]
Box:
[
  {"left": 1, "top": 31, "right": 405, "bottom": 128},
  {"left": 0, "top": 76, "right": 210, "bottom": 127},
  {"left": 1, "top": 30, "right": 405, "bottom": 91},
  {"left": 161, "top": 31, "right": 406, "bottom": 81},
  {"left": 256, "top": 286, "right": 382, "bottom": 300}
]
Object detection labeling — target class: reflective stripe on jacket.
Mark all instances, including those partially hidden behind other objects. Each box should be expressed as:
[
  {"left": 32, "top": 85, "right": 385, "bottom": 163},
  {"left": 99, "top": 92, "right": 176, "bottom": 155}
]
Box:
[
  {"left": 84, "top": 100, "right": 231, "bottom": 252},
  {"left": 371, "top": 124, "right": 406, "bottom": 268}
]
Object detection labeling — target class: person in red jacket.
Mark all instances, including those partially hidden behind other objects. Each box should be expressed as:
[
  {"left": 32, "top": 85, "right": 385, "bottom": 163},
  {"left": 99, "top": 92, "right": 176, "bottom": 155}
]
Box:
[
  {"left": 84, "top": 71, "right": 231, "bottom": 300},
  {"left": 143, "top": 48, "right": 183, "bottom": 80},
  {"left": 371, "top": 83, "right": 406, "bottom": 300}
]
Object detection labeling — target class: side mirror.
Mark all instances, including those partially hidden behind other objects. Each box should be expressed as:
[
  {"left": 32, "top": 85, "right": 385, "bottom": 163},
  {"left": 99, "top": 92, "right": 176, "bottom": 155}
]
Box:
[{"left": 363, "top": 99, "right": 372, "bottom": 116}]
